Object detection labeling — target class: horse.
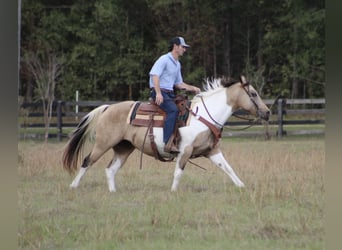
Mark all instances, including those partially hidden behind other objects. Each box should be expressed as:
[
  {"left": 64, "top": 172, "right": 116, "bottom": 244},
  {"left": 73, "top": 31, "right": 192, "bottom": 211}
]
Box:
[{"left": 62, "top": 76, "right": 271, "bottom": 192}]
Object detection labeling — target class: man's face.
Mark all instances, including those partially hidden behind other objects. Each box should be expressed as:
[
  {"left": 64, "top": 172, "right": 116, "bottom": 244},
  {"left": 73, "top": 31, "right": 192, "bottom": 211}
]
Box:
[{"left": 175, "top": 44, "right": 187, "bottom": 56}]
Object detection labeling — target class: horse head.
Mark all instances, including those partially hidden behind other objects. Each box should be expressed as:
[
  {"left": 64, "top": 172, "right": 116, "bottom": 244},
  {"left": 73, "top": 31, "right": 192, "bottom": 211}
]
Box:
[{"left": 223, "top": 75, "right": 270, "bottom": 121}]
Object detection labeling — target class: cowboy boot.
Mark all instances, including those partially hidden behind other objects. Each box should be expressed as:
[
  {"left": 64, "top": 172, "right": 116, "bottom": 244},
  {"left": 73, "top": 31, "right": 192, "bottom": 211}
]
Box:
[{"left": 164, "top": 135, "right": 180, "bottom": 153}]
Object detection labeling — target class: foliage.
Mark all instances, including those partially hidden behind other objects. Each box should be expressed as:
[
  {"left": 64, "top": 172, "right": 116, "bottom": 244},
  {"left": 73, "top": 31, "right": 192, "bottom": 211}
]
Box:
[
  {"left": 20, "top": 0, "right": 325, "bottom": 101},
  {"left": 261, "top": 0, "right": 325, "bottom": 98}
]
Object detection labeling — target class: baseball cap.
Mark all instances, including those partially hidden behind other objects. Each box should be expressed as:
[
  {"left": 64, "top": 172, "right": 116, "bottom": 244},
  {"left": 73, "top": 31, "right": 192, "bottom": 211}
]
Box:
[
  {"left": 170, "top": 37, "right": 191, "bottom": 48},
  {"left": 177, "top": 37, "right": 190, "bottom": 48}
]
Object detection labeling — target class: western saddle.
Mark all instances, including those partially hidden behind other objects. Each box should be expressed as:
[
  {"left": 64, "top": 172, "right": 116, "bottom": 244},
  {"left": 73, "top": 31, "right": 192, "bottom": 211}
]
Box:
[{"left": 127, "top": 94, "right": 189, "bottom": 161}]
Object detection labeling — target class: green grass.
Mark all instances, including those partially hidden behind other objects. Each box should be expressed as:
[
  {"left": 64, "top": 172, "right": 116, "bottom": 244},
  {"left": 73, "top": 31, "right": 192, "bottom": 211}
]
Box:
[{"left": 18, "top": 138, "right": 324, "bottom": 249}]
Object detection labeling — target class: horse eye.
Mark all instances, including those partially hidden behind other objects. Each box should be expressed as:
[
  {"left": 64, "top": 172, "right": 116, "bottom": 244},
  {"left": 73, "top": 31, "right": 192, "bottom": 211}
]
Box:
[{"left": 251, "top": 92, "right": 257, "bottom": 97}]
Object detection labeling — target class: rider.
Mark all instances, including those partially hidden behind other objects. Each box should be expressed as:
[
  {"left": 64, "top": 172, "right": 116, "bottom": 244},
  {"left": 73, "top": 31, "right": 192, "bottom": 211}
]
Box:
[{"left": 149, "top": 37, "right": 201, "bottom": 153}]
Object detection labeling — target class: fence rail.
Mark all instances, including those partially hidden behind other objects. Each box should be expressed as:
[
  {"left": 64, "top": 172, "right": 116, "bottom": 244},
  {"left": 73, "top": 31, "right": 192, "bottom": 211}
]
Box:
[{"left": 19, "top": 98, "right": 325, "bottom": 141}]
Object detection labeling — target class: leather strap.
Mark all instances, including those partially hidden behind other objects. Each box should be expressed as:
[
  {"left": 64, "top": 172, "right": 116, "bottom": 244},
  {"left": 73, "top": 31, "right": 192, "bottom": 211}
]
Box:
[
  {"left": 187, "top": 107, "right": 222, "bottom": 147},
  {"left": 148, "top": 114, "right": 174, "bottom": 162}
]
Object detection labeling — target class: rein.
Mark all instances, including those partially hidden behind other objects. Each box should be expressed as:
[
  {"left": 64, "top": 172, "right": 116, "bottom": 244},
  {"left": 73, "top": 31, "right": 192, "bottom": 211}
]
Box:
[
  {"left": 226, "top": 83, "right": 263, "bottom": 131},
  {"left": 241, "top": 83, "right": 260, "bottom": 111},
  {"left": 140, "top": 116, "right": 153, "bottom": 170},
  {"left": 186, "top": 103, "right": 222, "bottom": 147},
  {"left": 200, "top": 96, "right": 225, "bottom": 128},
  {"left": 139, "top": 114, "right": 174, "bottom": 170},
  {"left": 225, "top": 116, "right": 260, "bottom": 131},
  {"left": 139, "top": 82, "right": 267, "bottom": 170},
  {"left": 199, "top": 95, "right": 260, "bottom": 132}
]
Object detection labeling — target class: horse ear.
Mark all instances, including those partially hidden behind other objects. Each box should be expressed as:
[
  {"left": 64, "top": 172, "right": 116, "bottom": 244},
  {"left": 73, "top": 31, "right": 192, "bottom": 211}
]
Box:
[{"left": 239, "top": 75, "right": 249, "bottom": 87}]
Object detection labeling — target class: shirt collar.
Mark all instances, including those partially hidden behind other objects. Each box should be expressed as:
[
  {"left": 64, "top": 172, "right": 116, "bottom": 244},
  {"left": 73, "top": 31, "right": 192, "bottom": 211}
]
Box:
[{"left": 167, "top": 52, "right": 178, "bottom": 65}]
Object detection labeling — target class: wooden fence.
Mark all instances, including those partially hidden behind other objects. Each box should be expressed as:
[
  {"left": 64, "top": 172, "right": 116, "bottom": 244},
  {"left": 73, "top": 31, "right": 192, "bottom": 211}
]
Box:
[{"left": 18, "top": 98, "right": 325, "bottom": 141}]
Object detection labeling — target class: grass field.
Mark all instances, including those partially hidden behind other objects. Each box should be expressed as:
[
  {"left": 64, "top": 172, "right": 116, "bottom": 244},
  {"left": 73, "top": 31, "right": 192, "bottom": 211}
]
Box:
[{"left": 18, "top": 136, "right": 324, "bottom": 249}]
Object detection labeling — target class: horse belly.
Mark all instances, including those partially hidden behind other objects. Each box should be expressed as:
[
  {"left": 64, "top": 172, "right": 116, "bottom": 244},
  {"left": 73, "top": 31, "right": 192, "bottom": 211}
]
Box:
[{"left": 126, "top": 126, "right": 164, "bottom": 156}]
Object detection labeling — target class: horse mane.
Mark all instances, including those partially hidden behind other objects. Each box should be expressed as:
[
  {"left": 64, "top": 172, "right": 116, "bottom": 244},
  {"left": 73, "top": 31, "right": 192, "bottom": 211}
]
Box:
[
  {"left": 202, "top": 76, "right": 240, "bottom": 93},
  {"left": 220, "top": 77, "right": 240, "bottom": 88}
]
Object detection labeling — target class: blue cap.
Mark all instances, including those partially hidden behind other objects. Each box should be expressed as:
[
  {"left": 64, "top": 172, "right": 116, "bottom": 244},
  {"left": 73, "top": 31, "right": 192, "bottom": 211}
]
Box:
[
  {"left": 177, "top": 37, "right": 190, "bottom": 48},
  {"left": 170, "top": 37, "right": 191, "bottom": 49}
]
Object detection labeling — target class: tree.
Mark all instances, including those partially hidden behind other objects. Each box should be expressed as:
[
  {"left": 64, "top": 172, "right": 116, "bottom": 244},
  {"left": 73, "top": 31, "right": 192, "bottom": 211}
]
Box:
[
  {"left": 56, "top": 0, "right": 152, "bottom": 101},
  {"left": 19, "top": 0, "right": 325, "bottom": 101},
  {"left": 261, "top": 0, "right": 325, "bottom": 98},
  {"left": 23, "top": 50, "right": 64, "bottom": 142}
]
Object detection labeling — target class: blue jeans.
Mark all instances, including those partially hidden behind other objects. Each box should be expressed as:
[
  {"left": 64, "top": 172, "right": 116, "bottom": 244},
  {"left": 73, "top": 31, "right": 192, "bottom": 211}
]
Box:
[{"left": 151, "top": 89, "right": 179, "bottom": 143}]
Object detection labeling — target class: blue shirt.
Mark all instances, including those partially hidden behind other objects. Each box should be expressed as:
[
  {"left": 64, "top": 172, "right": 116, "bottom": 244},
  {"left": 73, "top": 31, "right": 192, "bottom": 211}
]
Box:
[{"left": 149, "top": 52, "right": 183, "bottom": 90}]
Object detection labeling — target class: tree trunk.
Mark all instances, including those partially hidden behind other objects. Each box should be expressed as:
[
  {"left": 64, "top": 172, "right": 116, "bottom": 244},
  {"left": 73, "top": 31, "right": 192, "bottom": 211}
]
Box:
[
  {"left": 128, "top": 82, "right": 132, "bottom": 100},
  {"left": 222, "top": 1, "right": 232, "bottom": 76},
  {"left": 223, "top": 21, "right": 231, "bottom": 76},
  {"left": 257, "top": 16, "right": 263, "bottom": 69},
  {"left": 42, "top": 100, "right": 49, "bottom": 143},
  {"left": 25, "top": 78, "right": 33, "bottom": 102},
  {"left": 291, "top": 22, "right": 298, "bottom": 99},
  {"left": 213, "top": 35, "right": 217, "bottom": 78}
]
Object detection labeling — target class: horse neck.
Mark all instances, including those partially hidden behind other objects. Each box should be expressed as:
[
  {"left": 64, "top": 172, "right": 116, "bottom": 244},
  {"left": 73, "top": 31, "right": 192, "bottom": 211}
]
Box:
[{"left": 195, "top": 89, "right": 233, "bottom": 125}]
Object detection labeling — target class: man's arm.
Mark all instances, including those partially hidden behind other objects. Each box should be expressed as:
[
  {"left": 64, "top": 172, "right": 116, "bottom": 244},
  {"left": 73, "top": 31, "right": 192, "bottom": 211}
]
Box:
[
  {"left": 175, "top": 82, "right": 201, "bottom": 94},
  {"left": 151, "top": 75, "right": 164, "bottom": 105}
]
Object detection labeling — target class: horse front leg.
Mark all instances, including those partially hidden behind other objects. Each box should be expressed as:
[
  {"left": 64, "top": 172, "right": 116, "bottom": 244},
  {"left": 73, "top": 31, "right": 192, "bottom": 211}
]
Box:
[
  {"left": 171, "top": 167, "right": 183, "bottom": 192},
  {"left": 171, "top": 145, "right": 193, "bottom": 191},
  {"left": 208, "top": 149, "right": 245, "bottom": 187}
]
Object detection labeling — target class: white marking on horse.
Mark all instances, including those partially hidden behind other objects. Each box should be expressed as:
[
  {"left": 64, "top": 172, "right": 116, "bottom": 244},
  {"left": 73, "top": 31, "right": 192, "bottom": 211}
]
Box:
[
  {"left": 105, "top": 158, "right": 122, "bottom": 192},
  {"left": 209, "top": 153, "right": 245, "bottom": 187}
]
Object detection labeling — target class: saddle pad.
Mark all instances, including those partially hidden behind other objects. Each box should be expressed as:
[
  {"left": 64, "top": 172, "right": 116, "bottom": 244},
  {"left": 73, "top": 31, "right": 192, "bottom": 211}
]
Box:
[
  {"left": 127, "top": 100, "right": 192, "bottom": 128},
  {"left": 127, "top": 101, "right": 166, "bottom": 127}
]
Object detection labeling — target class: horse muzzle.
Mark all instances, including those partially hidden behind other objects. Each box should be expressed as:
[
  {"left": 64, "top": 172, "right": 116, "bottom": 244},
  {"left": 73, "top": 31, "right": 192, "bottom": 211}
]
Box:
[{"left": 257, "top": 110, "right": 271, "bottom": 121}]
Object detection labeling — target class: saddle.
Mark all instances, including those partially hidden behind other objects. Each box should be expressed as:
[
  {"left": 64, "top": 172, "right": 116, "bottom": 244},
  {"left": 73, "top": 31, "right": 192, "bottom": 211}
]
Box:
[
  {"left": 128, "top": 94, "right": 190, "bottom": 128},
  {"left": 127, "top": 94, "right": 190, "bottom": 162}
]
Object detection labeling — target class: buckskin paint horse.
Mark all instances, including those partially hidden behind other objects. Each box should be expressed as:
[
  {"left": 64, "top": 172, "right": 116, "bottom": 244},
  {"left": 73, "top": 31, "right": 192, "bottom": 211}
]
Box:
[{"left": 62, "top": 76, "right": 270, "bottom": 192}]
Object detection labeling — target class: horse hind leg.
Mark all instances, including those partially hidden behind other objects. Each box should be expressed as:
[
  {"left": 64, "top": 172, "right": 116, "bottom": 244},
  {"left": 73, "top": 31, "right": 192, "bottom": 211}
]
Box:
[
  {"left": 105, "top": 156, "right": 121, "bottom": 192},
  {"left": 105, "top": 140, "right": 135, "bottom": 192},
  {"left": 70, "top": 154, "right": 91, "bottom": 188},
  {"left": 70, "top": 142, "right": 113, "bottom": 189}
]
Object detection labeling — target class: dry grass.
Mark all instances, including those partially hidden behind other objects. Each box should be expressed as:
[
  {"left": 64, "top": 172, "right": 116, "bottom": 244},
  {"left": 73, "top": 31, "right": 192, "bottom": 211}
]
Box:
[{"left": 18, "top": 137, "right": 324, "bottom": 249}]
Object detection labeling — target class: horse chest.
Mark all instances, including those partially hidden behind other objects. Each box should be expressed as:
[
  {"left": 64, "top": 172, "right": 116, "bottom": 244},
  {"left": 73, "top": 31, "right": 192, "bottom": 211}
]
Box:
[{"left": 190, "top": 130, "right": 216, "bottom": 155}]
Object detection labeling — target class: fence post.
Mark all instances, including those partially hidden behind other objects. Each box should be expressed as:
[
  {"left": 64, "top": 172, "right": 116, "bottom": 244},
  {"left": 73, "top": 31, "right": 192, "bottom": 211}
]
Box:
[
  {"left": 277, "top": 98, "right": 286, "bottom": 138},
  {"left": 57, "top": 100, "right": 63, "bottom": 141}
]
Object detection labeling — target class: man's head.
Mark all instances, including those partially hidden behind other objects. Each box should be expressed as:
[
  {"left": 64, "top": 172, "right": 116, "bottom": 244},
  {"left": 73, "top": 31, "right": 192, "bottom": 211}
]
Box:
[{"left": 168, "top": 37, "right": 190, "bottom": 52}]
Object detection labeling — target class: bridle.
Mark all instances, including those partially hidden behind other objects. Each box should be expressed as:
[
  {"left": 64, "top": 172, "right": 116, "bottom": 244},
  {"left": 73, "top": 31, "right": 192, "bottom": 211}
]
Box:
[
  {"left": 197, "top": 82, "right": 263, "bottom": 132},
  {"left": 240, "top": 82, "right": 261, "bottom": 114},
  {"left": 185, "top": 81, "right": 267, "bottom": 170}
]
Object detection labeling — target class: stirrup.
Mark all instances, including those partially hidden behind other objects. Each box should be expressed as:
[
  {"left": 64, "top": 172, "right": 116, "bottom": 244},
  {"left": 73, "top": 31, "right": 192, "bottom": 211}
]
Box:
[
  {"left": 164, "top": 135, "right": 180, "bottom": 153},
  {"left": 164, "top": 143, "right": 180, "bottom": 154}
]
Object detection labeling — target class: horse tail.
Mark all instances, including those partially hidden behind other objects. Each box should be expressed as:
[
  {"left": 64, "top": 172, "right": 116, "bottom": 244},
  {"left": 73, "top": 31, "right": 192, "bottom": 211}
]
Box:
[{"left": 62, "top": 104, "right": 110, "bottom": 174}]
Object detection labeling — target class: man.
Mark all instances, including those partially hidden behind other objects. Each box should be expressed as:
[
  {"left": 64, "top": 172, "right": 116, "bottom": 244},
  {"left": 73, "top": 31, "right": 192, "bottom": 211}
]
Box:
[{"left": 149, "top": 37, "right": 201, "bottom": 153}]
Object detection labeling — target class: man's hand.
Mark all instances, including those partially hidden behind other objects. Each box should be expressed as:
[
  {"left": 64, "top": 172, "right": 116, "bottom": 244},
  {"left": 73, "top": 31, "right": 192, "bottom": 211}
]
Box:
[
  {"left": 155, "top": 92, "right": 163, "bottom": 105},
  {"left": 192, "top": 86, "right": 201, "bottom": 94}
]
